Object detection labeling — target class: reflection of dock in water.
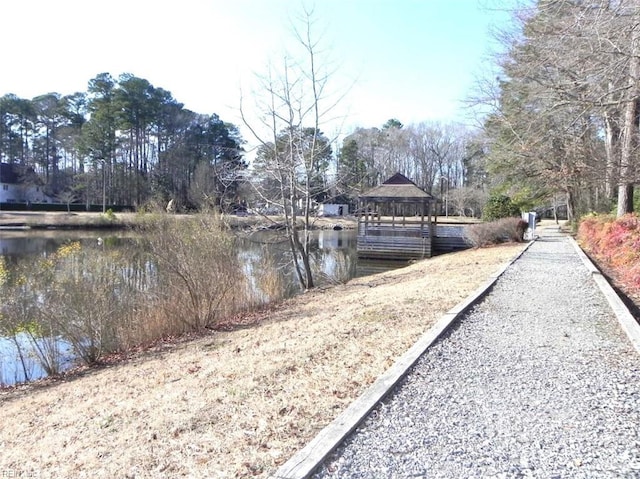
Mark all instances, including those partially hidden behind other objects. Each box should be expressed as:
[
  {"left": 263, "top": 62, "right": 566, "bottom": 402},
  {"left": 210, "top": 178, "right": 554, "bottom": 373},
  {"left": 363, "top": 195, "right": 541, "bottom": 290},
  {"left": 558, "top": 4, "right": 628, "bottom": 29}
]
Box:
[
  {"left": 316, "top": 230, "right": 412, "bottom": 278},
  {"left": 355, "top": 258, "right": 408, "bottom": 278},
  {"left": 317, "top": 230, "right": 356, "bottom": 250}
]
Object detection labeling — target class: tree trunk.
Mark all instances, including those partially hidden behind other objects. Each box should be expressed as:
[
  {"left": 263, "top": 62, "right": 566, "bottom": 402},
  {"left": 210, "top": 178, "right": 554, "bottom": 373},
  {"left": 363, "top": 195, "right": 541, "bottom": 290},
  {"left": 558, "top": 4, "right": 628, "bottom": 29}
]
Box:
[
  {"left": 566, "top": 189, "right": 576, "bottom": 224},
  {"left": 617, "top": 21, "right": 640, "bottom": 217},
  {"left": 617, "top": 183, "right": 635, "bottom": 216},
  {"left": 603, "top": 109, "right": 619, "bottom": 202}
]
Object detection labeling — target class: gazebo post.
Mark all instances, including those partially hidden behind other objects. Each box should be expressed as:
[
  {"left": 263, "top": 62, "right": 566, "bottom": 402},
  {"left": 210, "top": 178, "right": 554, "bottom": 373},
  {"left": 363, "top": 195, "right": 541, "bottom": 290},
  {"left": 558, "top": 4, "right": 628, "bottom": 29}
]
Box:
[
  {"left": 429, "top": 201, "right": 435, "bottom": 241},
  {"left": 364, "top": 199, "right": 368, "bottom": 233},
  {"left": 392, "top": 201, "right": 395, "bottom": 228},
  {"left": 402, "top": 202, "right": 406, "bottom": 228}
]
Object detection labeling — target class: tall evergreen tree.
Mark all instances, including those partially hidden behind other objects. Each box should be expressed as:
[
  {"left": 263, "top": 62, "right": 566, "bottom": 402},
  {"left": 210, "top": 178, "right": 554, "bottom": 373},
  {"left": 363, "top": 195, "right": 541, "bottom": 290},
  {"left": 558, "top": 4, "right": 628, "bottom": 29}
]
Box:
[{"left": 0, "top": 72, "right": 244, "bottom": 210}]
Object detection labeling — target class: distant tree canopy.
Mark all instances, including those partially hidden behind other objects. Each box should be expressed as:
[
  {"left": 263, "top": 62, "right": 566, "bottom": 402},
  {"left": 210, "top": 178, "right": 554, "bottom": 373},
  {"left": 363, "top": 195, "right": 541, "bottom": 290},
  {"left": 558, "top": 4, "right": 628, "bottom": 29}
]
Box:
[
  {"left": 382, "top": 118, "right": 403, "bottom": 130},
  {"left": 336, "top": 120, "right": 483, "bottom": 207},
  {"left": 0, "top": 72, "right": 245, "bottom": 210}
]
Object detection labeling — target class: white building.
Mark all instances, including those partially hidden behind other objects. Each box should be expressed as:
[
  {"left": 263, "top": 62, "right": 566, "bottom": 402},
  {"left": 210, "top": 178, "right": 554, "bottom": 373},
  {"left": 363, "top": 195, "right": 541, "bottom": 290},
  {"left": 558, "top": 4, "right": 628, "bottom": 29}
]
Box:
[
  {"left": 317, "top": 203, "right": 349, "bottom": 217},
  {"left": 0, "top": 163, "right": 51, "bottom": 203}
]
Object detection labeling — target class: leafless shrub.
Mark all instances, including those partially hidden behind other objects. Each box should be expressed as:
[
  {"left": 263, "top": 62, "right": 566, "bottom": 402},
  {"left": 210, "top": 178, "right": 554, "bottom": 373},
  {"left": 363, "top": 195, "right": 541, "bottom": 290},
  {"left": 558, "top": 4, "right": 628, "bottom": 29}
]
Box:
[
  {"left": 0, "top": 217, "right": 263, "bottom": 382},
  {"left": 243, "top": 246, "right": 286, "bottom": 305},
  {"left": 143, "top": 214, "right": 249, "bottom": 331},
  {"left": 38, "top": 243, "right": 141, "bottom": 365},
  {"left": 465, "top": 217, "right": 528, "bottom": 248},
  {"left": 449, "top": 187, "right": 488, "bottom": 218},
  {"left": 50, "top": 275, "right": 124, "bottom": 365},
  {"left": 0, "top": 255, "right": 70, "bottom": 376}
]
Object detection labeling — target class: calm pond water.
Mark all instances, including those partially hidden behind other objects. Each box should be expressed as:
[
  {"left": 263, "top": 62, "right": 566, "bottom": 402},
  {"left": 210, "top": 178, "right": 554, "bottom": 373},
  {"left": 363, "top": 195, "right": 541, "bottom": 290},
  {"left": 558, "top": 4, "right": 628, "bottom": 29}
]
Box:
[{"left": 0, "top": 228, "right": 406, "bottom": 386}]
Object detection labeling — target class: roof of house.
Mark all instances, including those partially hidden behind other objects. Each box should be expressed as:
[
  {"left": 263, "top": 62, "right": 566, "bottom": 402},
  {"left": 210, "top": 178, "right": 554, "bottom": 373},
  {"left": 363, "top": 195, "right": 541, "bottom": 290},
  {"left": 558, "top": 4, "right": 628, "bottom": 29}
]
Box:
[
  {"left": 359, "top": 172, "right": 436, "bottom": 203},
  {"left": 0, "top": 163, "right": 20, "bottom": 184}
]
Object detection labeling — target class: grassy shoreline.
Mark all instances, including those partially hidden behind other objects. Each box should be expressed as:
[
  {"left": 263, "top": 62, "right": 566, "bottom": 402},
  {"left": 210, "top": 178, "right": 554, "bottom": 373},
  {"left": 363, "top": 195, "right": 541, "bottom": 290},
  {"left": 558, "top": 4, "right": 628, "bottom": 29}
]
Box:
[
  {"left": 0, "top": 236, "right": 527, "bottom": 478},
  {"left": 0, "top": 210, "right": 358, "bottom": 230}
]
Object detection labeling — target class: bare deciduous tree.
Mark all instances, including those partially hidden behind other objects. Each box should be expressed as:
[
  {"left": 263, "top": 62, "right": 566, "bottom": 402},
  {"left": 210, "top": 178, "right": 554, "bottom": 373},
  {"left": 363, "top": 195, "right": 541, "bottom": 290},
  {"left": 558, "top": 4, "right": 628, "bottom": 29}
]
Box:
[
  {"left": 449, "top": 186, "right": 488, "bottom": 218},
  {"left": 337, "top": 121, "right": 477, "bottom": 204},
  {"left": 473, "top": 0, "right": 640, "bottom": 219},
  {"left": 241, "top": 8, "right": 341, "bottom": 290}
]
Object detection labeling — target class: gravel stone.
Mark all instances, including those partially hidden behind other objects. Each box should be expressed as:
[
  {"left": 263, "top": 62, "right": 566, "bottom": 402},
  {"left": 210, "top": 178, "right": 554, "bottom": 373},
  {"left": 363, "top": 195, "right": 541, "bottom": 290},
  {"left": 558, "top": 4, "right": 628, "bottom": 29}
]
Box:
[{"left": 312, "top": 231, "right": 640, "bottom": 479}]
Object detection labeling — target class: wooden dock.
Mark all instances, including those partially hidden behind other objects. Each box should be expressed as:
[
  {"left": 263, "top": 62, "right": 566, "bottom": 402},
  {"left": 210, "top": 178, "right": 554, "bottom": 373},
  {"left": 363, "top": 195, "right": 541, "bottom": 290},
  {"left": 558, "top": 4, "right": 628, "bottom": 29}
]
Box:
[
  {"left": 356, "top": 221, "right": 432, "bottom": 260},
  {"left": 433, "top": 224, "right": 469, "bottom": 253},
  {"left": 356, "top": 222, "right": 469, "bottom": 260},
  {"left": 355, "top": 173, "right": 471, "bottom": 261}
]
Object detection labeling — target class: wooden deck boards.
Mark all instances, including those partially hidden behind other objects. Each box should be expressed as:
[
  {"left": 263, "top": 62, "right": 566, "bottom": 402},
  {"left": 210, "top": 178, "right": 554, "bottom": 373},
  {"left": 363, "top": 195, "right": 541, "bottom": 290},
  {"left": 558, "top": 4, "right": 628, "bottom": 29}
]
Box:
[{"left": 356, "top": 223, "right": 469, "bottom": 260}]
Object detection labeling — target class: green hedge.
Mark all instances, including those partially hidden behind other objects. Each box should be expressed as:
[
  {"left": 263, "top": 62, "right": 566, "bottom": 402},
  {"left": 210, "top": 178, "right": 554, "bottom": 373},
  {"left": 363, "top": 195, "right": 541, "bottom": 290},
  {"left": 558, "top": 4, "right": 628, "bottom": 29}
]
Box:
[
  {"left": 482, "top": 194, "right": 521, "bottom": 221},
  {"left": 0, "top": 203, "right": 132, "bottom": 213}
]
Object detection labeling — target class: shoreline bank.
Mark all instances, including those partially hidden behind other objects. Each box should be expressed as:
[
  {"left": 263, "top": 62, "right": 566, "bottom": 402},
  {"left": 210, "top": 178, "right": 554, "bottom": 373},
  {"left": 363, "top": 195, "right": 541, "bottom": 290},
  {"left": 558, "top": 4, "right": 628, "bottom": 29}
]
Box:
[
  {"left": 0, "top": 211, "right": 358, "bottom": 231},
  {"left": 0, "top": 240, "right": 527, "bottom": 478}
]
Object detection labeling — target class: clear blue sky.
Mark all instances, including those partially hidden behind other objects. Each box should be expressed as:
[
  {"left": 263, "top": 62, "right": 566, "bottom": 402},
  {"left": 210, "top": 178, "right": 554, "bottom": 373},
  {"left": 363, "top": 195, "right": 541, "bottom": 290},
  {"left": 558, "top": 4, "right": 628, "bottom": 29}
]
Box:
[{"left": 0, "top": 0, "right": 515, "bottom": 139}]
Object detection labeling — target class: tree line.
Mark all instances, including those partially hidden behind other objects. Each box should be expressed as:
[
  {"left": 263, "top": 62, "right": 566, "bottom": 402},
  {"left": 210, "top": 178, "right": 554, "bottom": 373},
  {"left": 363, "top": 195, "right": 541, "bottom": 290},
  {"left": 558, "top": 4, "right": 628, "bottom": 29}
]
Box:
[
  {"left": 8, "top": 2, "right": 638, "bottom": 227},
  {"left": 249, "top": 0, "right": 640, "bottom": 225},
  {"left": 479, "top": 0, "right": 640, "bottom": 221},
  {"left": 0, "top": 73, "right": 245, "bottom": 210},
  {"left": 0, "top": 70, "right": 483, "bottom": 217},
  {"left": 335, "top": 119, "right": 487, "bottom": 215}
]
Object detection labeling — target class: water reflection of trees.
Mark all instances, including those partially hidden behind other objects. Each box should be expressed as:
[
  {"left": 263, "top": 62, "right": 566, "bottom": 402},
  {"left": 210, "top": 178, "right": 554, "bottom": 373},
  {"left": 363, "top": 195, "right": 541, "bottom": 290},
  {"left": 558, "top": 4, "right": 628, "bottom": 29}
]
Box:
[
  {"left": 239, "top": 230, "right": 358, "bottom": 295},
  {"left": 0, "top": 227, "right": 365, "bottom": 385}
]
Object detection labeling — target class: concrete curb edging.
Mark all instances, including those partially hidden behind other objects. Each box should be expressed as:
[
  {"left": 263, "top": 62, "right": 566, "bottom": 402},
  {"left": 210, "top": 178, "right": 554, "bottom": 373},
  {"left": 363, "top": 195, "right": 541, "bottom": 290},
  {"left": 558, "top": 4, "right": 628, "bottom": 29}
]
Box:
[
  {"left": 271, "top": 240, "right": 536, "bottom": 479},
  {"left": 569, "top": 237, "right": 640, "bottom": 354}
]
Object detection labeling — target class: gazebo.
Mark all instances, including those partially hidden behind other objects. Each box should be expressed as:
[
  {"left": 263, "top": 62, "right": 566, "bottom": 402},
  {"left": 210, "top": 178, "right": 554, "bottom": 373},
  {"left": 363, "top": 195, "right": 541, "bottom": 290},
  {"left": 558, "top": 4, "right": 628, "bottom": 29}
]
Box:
[{"left": 356, "top": 173, "right": 438, "bottom": 260}]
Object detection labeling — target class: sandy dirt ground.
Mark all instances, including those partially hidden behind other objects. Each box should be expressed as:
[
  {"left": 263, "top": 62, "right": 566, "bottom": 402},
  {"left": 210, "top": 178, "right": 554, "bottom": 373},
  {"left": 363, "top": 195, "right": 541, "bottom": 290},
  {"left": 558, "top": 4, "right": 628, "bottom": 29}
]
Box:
[
  {"left": 0, "top": 211, "right": 357, "bottom": 230},
  {"left": 0, "top": 238, "right": 526, "bottom": 479}
]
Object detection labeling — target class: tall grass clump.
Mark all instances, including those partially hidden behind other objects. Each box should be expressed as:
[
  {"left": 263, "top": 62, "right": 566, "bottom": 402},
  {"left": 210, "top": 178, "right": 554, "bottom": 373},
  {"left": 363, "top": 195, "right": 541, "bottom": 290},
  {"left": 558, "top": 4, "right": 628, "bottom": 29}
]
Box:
[
  {"left": 0, "top": 213, "right": 279, "bottom": 384},
  {"left": 465, "top": 217, "right": 529, "bottom": 248},
  {"left": 241, "top": 246, "right": 287, "bottom": 305},
  {"left": 141, "top": 213, "right": 250, "bottom": 331},
  {"left": 578, "top": 213, "right": 640, "bottom": 289}
]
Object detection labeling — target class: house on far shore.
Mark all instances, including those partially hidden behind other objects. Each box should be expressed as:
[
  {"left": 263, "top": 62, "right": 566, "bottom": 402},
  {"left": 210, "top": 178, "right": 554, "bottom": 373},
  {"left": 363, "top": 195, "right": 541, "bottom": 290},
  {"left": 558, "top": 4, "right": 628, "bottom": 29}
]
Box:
[
  {"left": 317, "top": 203, "right": 349, "bottom": 217},
  {"left": 0, "top": 162, "right": 51, "bottom": 204}
]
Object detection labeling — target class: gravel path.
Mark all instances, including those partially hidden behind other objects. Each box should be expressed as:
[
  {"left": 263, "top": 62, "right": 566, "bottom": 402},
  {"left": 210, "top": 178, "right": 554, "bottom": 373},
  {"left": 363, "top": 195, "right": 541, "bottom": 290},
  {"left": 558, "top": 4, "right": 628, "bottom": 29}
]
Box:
[{"left": 312, "top": 230, "right": 640, "bottom": 479}]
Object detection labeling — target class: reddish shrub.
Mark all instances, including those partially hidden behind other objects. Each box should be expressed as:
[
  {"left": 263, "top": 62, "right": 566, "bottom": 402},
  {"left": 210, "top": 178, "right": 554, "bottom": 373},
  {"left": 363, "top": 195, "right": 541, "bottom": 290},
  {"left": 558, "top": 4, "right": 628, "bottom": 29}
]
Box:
[{"left": 578, "top": 213, "right": 640, "bottom": 291}]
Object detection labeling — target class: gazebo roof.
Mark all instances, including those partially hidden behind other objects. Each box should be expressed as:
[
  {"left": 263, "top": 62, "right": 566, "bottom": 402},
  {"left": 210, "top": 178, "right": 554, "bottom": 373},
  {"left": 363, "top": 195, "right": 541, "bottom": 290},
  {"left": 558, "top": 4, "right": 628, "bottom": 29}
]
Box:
[{"left": 359, "top": 173, "right": 435, "bottom": 203}]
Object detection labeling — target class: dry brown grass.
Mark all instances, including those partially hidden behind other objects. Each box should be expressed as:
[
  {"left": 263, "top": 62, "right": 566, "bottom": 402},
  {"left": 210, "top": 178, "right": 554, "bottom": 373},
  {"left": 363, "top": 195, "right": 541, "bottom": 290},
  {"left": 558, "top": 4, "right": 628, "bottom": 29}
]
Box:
[
  {"left": 0, "top": 211, "right": 358, "bottom": 232},
  {"left": 0, "top": 211, "right": 136, "bottom": 227},
  {"left": 0, "top": 242, "right": 526, "bottom": 479}
]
